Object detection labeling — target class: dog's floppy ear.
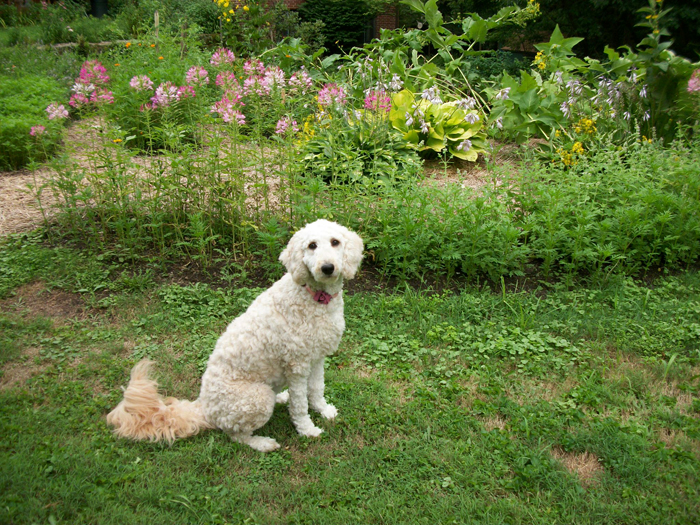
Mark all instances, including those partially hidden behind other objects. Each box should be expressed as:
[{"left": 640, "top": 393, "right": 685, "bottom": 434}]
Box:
[
  {"left": 340, "top": 227, "right": 364, "bottom": 280},
  {"left": 279, "top": 230, "right": 310, "bottom": 284}
]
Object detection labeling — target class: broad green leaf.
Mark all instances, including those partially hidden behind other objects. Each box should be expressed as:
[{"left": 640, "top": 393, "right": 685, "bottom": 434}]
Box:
[
  {"left": 450, "top": 144, "right": 478, "bottom": 161},
  {"left": 604, "top": 46, "right": 620, "bottom": 61},
  {"left": 400, "top": 0, "right": 425, "bottom": 14},
  {"left": 519, "top": 70, "right": 538, "bottom": 92},
  {"left": 463, "top": 16, "right": 488, "bottom": 43},
  {"left": 424, "top": 0, "right": 443, "bottom": 28},
  {"left": 425, "top": 133, "right": 445, "bottom": 151}
]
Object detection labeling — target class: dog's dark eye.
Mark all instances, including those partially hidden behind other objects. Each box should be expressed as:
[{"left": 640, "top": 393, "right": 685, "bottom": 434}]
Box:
[
  {"left": 308, "top": 242, "right": 317, "bottom": 250},
  {"left": 331, "top": 239, "right": 340, "bottom": 247}
]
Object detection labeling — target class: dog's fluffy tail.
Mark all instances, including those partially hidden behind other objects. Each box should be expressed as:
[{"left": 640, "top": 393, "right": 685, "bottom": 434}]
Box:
[{"left": 106, "top": 359, "right": 212, "bottom": 443}]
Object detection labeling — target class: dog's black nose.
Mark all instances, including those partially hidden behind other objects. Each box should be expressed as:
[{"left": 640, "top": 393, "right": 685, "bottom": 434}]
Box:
[{"left": 321, "top": 263, "right": 335, "bottom": 276}]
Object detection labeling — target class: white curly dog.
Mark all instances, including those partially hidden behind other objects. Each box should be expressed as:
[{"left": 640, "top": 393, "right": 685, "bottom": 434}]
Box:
[{"left": 107, "top": 219, "right": 363, "bottom": 452}]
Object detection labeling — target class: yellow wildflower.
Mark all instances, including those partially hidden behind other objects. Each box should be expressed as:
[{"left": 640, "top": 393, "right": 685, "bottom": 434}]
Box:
[
  {"left": 113, "top": 139, "right": 122, "bottom": 143},
  {"left": 572, "top": 142, "right": 584, "bottom": 155},
  {"left": 533, "top": 51, "right": 547, "bottom": 71},
  {"left": 243, "top": 5, "right": 249, "bottom": 10}
]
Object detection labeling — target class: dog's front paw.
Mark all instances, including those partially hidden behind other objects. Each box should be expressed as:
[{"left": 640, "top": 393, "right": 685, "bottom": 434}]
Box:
[
  {"left": 294, "top": 417, "right": 324, "bottom": 438},
  {"left": 300, "top": 425, "right": 324, "bottom": 438},
  {"left": 319, "top": 404, "right": 338, "bottom": 420}
]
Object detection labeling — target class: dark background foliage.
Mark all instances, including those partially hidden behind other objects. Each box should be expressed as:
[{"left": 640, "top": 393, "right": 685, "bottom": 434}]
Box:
[
  {"left": 297, "top": 0, "right": 374, "bottom": 54},
  {"left": 437, "top": 0, "right": 700, "bottom": 59}
]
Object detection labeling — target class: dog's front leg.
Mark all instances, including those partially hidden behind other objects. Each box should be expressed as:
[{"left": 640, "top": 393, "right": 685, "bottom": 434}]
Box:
[
  {"left": 308, "top": 358, "right": 338, "bottom": 420},
  {"left": 287, "top": 374, "right": 324, "bottom": 437}
]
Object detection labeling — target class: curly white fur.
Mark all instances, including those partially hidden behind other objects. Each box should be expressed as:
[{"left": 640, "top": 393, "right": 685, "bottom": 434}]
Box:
[{"left": 107, "top": 220, "right": 363, "bottom": 452}]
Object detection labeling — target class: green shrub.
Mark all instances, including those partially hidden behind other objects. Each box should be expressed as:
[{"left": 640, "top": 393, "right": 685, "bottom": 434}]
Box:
[
  {"left": 460, "top": 50, "right": 529, "bottom": 90},
  {"left": 0, "top": 46, "right": 81, "bottom": 87},
  {"left": 169, "top": 0, "right": 221, "bottom": 34},
  {"left": 298, "top": 0, "right": 372, "bottom": 54},
  {"left": 0, "top": 76, "right": 68, "bottom": 171},
  {"left": 516, "top": 139, "right": 700, "bottom": 276}
]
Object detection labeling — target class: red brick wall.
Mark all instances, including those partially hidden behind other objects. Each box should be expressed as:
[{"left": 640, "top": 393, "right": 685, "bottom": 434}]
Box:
[
  {"left": 283, "top": 0, "right": 306, "bottom": 9},
  {"left": 374, "top": 5, "right": 398, "bottom": 38}
]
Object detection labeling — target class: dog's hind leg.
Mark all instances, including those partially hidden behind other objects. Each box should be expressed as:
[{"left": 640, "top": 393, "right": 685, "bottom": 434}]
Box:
[
  {"left": 202, "top": 380, "right": 279, "bottom": 452},
  {"left": 228, "top": 432, "right": 280, "bottom": 452}
]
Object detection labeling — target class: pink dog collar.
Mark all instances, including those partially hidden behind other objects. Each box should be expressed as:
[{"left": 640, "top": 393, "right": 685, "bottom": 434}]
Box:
[{"left": 305, "top": 285, "right": 338, "bottom": 305}]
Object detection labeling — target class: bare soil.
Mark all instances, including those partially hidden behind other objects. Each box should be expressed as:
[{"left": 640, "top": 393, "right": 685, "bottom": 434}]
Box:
[
  {"left": 0, "top": 118, "right": 521, "bottom": 237},
  {"left": 0, "top": 280, "right": 90, "bottom": 322}
]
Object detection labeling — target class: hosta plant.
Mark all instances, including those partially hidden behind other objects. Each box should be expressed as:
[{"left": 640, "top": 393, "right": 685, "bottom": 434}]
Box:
[{"left": 389, "top": 88, "right": 488, "bottom": 161}]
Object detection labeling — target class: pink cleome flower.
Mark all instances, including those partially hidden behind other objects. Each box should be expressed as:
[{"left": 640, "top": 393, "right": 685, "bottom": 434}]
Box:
[
  {"left": 78, "top": 60, "right": 109, "bottom": 85},
  {"left": 210, "top": 48, "right": 236, "bottom": 67},
  {"left": 177, "top": 85, "right": 196, "bottom": 100},
  {"left": 262, "top": 66, "right": 285, "bottom": 90},
  {"left": 90, "top": 88, "right": 115, "bottom": 105},
  {"left": 186, "top": 66, "right": 209, "bottom": 87},
  {"left": 275, "top": 117, "right": 299, "bottom": 135},
  {"left": 30, "top": 125, "right": 46, "bottom": 136},
  {"left": 363, "top": 89, "right": 391, "bottom": 113},
  {"left": 211, "top": 94, "right": 246, "bottom": 125},
  {"left": 46, "top": 103, "right": 69, "bottom": 120},
  {"left": 243, "top": 59, "right": 266, "bottom": 76},
  {"left": 130, "top": 75, "right": 154, "bottom": 92},
  {"left": 243, "top": 76, "right": 269, "bottom": 97},
  {"left": 288, "top": 70, "right": 313, "bottom": 94},
  {"left": 216, "top": 71, "right": 239, "bottom": 91},
  {"left": 688, "top": 70, "right": 700, "bottom": 93},
  {"left": 151, "top": 82, "right": 179, "bottom": 108},
  {"left": 318, "top": 83, "right": 347, "bottom": 107},
  {"left": 69, "top": 92, "right": 91, "bottom": 108}
]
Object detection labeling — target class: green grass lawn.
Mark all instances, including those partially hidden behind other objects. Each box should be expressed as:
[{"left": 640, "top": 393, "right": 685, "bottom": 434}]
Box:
[{"left": 1, "top": 233, "right": 699, "bottom": 524}]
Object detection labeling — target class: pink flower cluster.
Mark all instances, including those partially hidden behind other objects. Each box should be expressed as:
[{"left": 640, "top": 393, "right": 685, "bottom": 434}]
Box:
[
  {"left": 186, "top": 66, "right": 209, "bottom": 87},
  {"left": 130, "top": 77, "right": 196, "bottom": 111},
  {"left": 216, "top": 71, "right": 239, "bottom": 92},
  {"left": 130, "top": 75, "right": 154, "bottom": 92},
  {"left": 210, "top": 48, "right": 236, "bottom": 67},
  {"left": 689, "top": 70, "right": 700, "bottom": 94},
  {"left": 364, "top": 89, "right": 391, "bottom": 113},
  {"left": 211, "top": 93, "right": 246, "bottom": 125},
  {"left": 318, "top": 83, "right": 347, "bottom": 107},
  {"left": 241, "top": 66, "right": 286, "bottom": 97},
  {"left": 46, "top": 103, "right": 69, "bottom": 120},
  {"left": 243, "top": 59, "right": 266, "bottom": 76},
  {"left": 150, "top": 82, "right": 183, "bottom": 109},
  {"left": 275, "top": 117, "right": 299, "bottom": 135},
  {"left": 288, "top": 70, "right": 313, "bottom": 95},
  {"left": 30, "top": 125, "right": 46, "bottom": 137},
  {"left": 68, "top": 60, "right": 114, "bottom": 109},
  {"left": 78, "top": 60, "right": 110, "bottom": 85}
]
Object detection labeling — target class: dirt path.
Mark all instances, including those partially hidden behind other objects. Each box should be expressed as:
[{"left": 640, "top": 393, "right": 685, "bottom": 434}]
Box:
[
  {"left": 0, "top": 117, "right": 106, "bottom": 237},
  {"left": 0, "top": 119, "right": 517, "bottom": 237}
]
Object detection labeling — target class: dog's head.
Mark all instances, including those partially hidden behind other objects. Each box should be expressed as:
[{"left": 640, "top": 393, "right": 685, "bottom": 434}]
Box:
[{"left": 279, "top": 220, "right": 364, "bottom": 286}]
